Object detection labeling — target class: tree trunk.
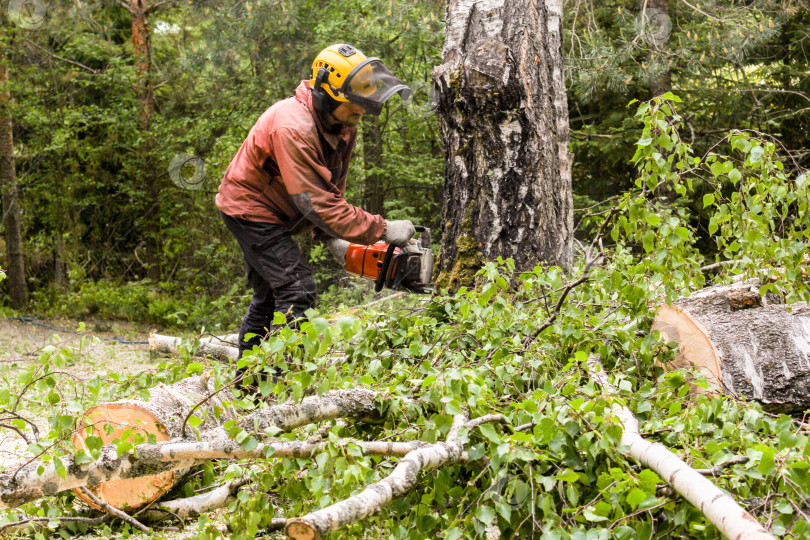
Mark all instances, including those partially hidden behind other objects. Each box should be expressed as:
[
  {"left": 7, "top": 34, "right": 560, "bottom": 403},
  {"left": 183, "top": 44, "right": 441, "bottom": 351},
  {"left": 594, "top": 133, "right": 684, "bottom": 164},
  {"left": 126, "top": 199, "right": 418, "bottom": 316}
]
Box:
[
  {"left": 0, "top": 54, "right": 27, "bottom": 307},
  {"left": 72, "top": 374, "right": 237, "bottom": 511},
  {"left": 130, "top": 0, "right": 154, "bottom": 131},
  {"left": 53, "top": 228, "right": 65, "bottom": 287},
  {"left": 432, "top": 0, "right": 573, "bottom": 289},
  {"left": 652, "top": 279, "right": 810, "bottom": 412},
  {"left": 362, "top": 115, "right": 385, "bottom": 217},
  {"left": 129, "top": 0, "right": 161, "bottom": 280}
]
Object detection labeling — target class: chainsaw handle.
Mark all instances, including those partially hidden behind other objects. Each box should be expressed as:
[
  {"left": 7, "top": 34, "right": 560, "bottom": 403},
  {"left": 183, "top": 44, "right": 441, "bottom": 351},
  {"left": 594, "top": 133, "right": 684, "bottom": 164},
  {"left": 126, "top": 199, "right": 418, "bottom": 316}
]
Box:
[{"left": 375, "top": 244, "right": 397, "bottom": 293}]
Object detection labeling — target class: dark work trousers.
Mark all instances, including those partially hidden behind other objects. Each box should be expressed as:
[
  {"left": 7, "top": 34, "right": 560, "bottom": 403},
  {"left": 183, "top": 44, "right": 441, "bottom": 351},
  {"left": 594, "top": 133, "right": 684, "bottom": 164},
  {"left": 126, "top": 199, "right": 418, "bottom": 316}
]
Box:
[{"left": 220, "top": 212, "right": 318, "bottom": 358}]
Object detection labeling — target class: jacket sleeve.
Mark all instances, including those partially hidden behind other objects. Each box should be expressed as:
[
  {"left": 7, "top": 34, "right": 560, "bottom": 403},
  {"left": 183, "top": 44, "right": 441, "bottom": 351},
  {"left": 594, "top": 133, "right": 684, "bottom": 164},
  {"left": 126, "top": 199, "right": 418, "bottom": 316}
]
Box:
[{"left": 272, "top": 127, "right": 386, "bottom": 245}]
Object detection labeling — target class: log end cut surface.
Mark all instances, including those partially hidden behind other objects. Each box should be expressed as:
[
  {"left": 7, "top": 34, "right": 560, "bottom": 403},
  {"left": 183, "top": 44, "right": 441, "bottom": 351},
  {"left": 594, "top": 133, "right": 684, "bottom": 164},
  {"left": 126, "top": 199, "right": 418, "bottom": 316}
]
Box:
[
  {"left": 72, "top": 403, "right": 174, "bottom": 510},
  {"left": 285, "top": 521, "right": 318, "bottom": 540},
  {"left": 652, "top": 304, "right": 722, "bottom": 389}
]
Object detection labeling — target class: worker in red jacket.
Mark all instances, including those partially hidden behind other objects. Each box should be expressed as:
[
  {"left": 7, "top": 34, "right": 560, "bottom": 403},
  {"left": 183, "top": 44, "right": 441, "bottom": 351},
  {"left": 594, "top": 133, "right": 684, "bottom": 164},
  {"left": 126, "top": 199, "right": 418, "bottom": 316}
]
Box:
[{"left": 216, "top": 44, "right": 414, "bottom": 365}]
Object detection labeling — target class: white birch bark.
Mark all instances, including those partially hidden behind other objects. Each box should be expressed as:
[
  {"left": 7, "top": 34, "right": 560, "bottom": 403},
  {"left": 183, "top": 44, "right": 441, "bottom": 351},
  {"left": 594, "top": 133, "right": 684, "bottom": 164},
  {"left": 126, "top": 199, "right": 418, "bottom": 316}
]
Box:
[
  {"left": 653, "top": 278, "right": 810, "bottom": 411},
  {"left": 434, "top": 0, "right": 573, "bottom": 287},
  {"left": 149, "top": 332, "right": 239, "bottom": 360},
  {"left": 284, "top": 415, "right": 469, "bottom": 539},
  {"left": 587, "top": 355, "right": 775, "bottom": 540}
]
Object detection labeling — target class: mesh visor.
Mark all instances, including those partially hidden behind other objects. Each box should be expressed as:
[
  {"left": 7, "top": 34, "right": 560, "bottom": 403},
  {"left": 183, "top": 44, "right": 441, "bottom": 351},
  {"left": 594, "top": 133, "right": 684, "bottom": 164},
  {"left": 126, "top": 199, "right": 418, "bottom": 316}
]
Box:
[{"left": 341, "top": 58, "right": 411, "bottom": 116}]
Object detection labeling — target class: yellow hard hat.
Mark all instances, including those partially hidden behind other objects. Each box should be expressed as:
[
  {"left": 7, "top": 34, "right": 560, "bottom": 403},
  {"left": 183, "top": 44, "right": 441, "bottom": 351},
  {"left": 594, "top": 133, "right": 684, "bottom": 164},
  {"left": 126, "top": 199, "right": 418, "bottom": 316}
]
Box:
[{"left": 310, "top": 44, "right": 411, "bottom": 116}]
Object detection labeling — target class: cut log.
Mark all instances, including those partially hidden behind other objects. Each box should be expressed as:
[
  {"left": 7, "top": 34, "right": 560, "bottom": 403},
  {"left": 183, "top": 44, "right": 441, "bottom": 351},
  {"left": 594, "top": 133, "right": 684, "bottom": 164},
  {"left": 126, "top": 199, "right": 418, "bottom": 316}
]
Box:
[
  {"left": 0, "top": 389, "right": 382, "bottom": 510},
  {"left": 652, "top": 278, "right": 810, "bottom": 412},
  {"left": 72, "top": 374, "right": 236, "bottom": 511},
  {"left": 149, "top": 332, "right": 239, "bottom": 360}
]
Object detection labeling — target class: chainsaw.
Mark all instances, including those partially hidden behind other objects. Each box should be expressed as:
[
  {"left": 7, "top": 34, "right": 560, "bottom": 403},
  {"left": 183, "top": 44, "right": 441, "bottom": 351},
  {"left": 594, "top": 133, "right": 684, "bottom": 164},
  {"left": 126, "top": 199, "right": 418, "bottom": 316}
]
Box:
[{"left": 344, "top": 226, "right": 435, "bottom": 294}]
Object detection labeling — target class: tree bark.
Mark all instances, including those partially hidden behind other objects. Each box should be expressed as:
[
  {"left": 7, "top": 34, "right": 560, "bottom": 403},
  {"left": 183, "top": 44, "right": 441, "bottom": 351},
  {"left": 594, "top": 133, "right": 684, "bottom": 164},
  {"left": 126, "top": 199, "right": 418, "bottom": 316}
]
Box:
[
  {"left": 0, "top": 52, "right": 27, "bottom": 307},
  {"left": 587, "top": 355, "right": 775, "bottom": 540},
  {"left": 128, "top": 0, "right": 161, "bottom": 280},
  {"left": 53, "top": 228, "right": 65, "bottom": 287},
  {"left": 149, "top": 332, "right": 239, "bottom": 361},
  {"left": 433, "top": 0, "right": 573, "bottom": 289},
  {"left": 130, "top": 0, "right": 154, "bottom": 131},
  {"left": 653, "top": 279, "right": 810, "bottom": 412}
]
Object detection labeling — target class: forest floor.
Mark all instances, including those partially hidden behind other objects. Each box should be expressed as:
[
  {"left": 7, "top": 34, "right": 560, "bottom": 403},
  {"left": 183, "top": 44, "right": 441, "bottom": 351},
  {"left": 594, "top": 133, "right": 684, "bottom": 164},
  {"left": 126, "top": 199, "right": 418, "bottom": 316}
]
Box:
[{"left": 0, "top": 316, "right": 234, "bottom": 539}]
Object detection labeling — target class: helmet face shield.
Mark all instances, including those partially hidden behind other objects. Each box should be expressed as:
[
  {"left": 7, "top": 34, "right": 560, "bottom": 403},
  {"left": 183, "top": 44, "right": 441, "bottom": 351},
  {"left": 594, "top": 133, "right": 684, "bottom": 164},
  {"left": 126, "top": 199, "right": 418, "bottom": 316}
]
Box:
[{"left": 340, "top": 58, "right": 411, "bottom": 116}]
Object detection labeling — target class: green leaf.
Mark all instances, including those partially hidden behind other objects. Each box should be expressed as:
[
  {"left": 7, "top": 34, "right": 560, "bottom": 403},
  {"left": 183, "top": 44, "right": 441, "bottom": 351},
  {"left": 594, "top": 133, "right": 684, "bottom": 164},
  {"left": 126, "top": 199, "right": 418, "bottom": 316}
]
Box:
[
  {"left": 759, "top": 448, "right": 775, "bottom": 475},
  {"left": 74, "top": 450, "right": 92, "bottom": 465},
  {"left": 660, "top": 92, "right": 682, "bottom": 102},
  {"left": 186, "top": 362, "right": 203, "bottom": 374},
  {"left": 241, "top": 436, "right": 259, "bottom": 453},
  {"left": 116, "top": 441, "right": 133, "bottom": 457},
  {"left": 626, "top": 487, "right": 646, "bottom": 510},
  {"left": 556, "top": 469, "right": 580, "bottom": 483},
  {"left": 53, "top": 457, "right": 66, "bottom": 479},
  {"left": 478, "top": 423, "right": 500, "bottom": 443},
  {"left": 476, "top": 505, "right": 496, "bottom": 525},
  {"left": 728, "top": 168, "right": 742, "bottom": 183},
  {"left": 583, "top": 506, "right": 609, "bottom": 522},
  {"left": 638, "top": 469, "right": 661, "bottom": 492},
  {"left": 703, "top": 193, "right": 715, "bottom": 208}
]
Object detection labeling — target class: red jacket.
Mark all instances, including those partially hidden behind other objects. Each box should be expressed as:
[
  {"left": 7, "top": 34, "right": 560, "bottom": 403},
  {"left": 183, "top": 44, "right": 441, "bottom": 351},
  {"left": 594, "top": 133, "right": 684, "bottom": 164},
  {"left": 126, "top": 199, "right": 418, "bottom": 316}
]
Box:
[{"left": 216, "top": 81, "right": 387, "bottom": 245}]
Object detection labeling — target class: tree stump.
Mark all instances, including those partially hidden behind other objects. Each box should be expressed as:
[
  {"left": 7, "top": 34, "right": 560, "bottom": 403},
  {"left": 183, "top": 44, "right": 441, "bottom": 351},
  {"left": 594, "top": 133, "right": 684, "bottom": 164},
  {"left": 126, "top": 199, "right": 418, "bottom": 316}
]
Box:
[
  {"left": 652, "top": 278, "right": 810, "bottom": 412},
  {"left": 72, "top": 374, "right": 236, "bottom": 510}
]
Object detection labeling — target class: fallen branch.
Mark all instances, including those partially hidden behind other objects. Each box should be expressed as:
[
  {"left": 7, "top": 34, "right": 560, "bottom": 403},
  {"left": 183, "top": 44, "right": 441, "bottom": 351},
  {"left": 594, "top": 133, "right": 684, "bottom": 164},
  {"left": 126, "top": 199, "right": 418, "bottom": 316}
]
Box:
[
  {"left": 285, "top": 414, "right": 469, "bottom": 539},
  {"left": 149, "top": 332, "right": 238, "bottom": 361},
  {"left": 586, "top": 354, "right": 775, "bottom": 540},
  {"left": 80, "top": 487, "right": 150, "bottom": 533},
  {"left": 694, "top": 456, "right": 750, "bottom": 477},
  {"left": 0, "top": 514, "right": 109, "bottom": 536},
  {"left": 139, "top": 478, "right": 249, "bottom": 522},
  {"left": 285, "top": 413, "right": 505, "bottom": 539}
]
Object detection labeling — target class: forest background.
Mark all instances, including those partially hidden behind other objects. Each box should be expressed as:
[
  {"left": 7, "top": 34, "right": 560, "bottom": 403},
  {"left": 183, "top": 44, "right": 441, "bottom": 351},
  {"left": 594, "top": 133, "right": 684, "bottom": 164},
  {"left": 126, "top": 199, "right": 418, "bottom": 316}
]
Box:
[{"left": 0, "top": 0, "right": 808, "bottom": 330}]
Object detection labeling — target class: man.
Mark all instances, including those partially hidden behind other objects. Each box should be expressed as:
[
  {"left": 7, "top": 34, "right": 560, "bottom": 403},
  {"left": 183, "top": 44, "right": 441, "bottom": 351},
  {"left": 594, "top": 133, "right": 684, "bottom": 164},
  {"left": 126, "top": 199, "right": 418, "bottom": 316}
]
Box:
[{"left": 216, "top": 44, "right": 415, "bottom": 366}]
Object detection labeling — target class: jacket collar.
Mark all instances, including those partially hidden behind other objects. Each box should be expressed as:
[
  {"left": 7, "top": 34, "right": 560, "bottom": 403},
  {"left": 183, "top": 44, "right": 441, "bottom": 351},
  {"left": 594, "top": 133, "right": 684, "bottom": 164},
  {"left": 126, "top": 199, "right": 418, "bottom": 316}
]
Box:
[{"left": 295, "top": 80, "right": 356, "bottom": 151}]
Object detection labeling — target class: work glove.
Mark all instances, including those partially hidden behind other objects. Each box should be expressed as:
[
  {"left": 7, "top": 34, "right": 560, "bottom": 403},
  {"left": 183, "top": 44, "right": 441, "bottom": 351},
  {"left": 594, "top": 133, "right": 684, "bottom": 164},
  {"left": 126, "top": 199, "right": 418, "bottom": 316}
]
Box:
[
  {"left": 326, "top": 237, "right": 350, "bottom": 266},
  {"left": 384, "top": 220, "right": 416, "bottom": 247}
]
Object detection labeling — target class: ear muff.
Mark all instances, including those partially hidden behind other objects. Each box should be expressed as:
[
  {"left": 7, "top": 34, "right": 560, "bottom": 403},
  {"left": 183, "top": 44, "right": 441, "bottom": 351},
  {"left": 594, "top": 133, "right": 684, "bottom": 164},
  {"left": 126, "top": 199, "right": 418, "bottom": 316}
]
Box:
[{"left": 312, "top": 66, "right": 340, "bottom": 115}]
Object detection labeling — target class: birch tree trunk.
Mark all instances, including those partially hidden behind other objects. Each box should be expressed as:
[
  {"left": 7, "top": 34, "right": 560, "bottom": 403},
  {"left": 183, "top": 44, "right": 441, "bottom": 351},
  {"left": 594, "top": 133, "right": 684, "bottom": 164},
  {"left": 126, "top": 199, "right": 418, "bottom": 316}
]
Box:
[
  {"left": 433, "top": 0, "right": 573, "bottom": 289},
  {"left": 0, "top": 49, "right": 27, "bottom": 307},
  {"left": 653, "top": 278, "right": 810, "bottom": 412}
]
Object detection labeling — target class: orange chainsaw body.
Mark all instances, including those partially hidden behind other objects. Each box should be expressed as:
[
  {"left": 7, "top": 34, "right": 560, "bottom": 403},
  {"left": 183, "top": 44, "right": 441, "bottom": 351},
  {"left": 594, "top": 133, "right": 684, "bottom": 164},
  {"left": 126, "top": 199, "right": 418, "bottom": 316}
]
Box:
[
  {"left": 342, "top": 227, "right": 434, "bottom": 294},
  {"left": 345, "top": 242, "right": 403, "bottom": 280}
]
